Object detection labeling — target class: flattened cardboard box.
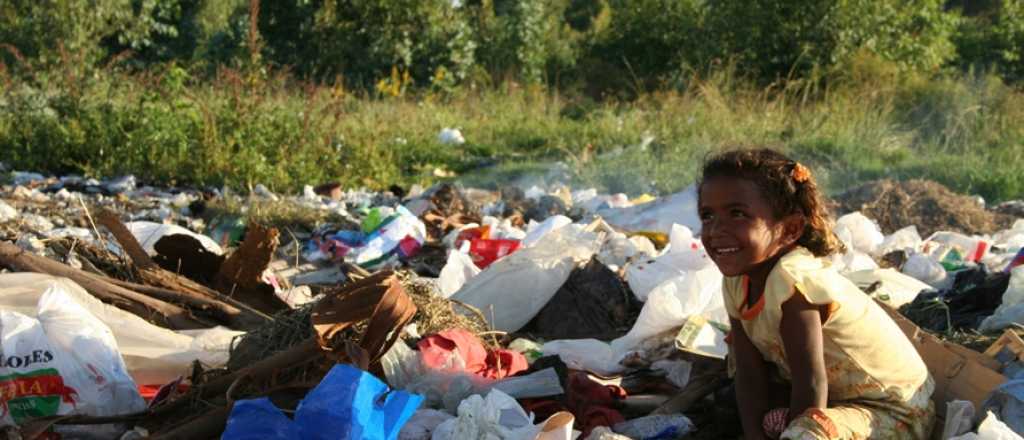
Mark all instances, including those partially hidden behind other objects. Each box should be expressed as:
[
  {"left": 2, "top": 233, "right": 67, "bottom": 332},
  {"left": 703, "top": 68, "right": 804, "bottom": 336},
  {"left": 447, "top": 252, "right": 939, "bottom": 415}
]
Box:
[{"left": 880, "top": 303, "right": 1006, "bottom": 412}]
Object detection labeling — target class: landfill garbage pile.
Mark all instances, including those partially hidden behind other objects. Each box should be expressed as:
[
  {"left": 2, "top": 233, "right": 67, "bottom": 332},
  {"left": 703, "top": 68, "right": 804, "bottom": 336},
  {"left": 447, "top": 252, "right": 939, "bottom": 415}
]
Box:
[{"left": 0, "top": 166, "right": 1023, "bottom": 439}]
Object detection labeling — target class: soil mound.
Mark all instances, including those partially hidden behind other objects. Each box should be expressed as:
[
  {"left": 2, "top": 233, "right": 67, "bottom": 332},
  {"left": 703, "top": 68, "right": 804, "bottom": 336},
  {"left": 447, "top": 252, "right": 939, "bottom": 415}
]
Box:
[{"left": 832, "top": 179, "right": 1013, "bottom": 237}]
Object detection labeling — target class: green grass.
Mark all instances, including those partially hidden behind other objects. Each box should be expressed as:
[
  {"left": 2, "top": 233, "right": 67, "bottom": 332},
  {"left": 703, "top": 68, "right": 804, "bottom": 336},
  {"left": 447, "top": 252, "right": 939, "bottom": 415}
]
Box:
[{"left": 2, "top": 60, "right": 1023, "bottom": 203}]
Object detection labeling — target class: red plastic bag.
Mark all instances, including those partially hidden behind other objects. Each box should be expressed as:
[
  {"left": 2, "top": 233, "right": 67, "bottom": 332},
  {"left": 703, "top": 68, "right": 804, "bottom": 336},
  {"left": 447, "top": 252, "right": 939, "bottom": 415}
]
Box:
[
  {"left": 469, "top": 239, "right": 521, "bottom": 268},
  {"left": 417, "top": 329, "right": 528, "bottom": 380}
]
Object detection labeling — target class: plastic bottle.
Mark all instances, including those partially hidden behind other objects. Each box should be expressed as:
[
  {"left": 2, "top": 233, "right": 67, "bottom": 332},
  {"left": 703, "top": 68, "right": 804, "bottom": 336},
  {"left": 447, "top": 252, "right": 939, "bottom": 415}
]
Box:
[{"left": 612, "top": 414, "right": 696, "bottom": 439}]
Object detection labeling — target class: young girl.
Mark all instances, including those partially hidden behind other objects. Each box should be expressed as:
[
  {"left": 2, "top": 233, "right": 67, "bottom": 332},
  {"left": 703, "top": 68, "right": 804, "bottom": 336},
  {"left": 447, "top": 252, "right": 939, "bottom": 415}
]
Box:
[{"left": 697, "top": 149, "right": 934, "bottom": 440}]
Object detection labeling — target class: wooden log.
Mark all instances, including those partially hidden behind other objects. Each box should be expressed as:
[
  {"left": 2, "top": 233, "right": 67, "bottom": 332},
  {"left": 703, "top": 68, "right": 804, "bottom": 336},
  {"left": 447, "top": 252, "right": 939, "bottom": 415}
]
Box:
[
  {"left": 95, "top": 209, "right": 156, "bottom": 269},
  {"left": 106, "top": 277, "right": 271, "bottom": 329},
  {"left": 0, "top": 241, "right": 211, "bottom": 330},
  {"left": 95, "top": 210, "right": 271, "bottom": 329}
]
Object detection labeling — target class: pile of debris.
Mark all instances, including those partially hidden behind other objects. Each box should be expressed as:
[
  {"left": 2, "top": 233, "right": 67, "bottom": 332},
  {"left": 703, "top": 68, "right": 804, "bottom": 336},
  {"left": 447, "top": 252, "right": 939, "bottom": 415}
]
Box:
[{"left": 0, "top": 168, "right": 1022, "bottom": 440}]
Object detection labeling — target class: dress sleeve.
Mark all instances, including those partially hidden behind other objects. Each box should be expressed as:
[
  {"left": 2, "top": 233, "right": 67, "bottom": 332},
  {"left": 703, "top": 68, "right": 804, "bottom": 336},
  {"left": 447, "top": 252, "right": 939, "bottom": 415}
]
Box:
[{"left": 771, "top": 255, "right": 848, "bottom": 321}]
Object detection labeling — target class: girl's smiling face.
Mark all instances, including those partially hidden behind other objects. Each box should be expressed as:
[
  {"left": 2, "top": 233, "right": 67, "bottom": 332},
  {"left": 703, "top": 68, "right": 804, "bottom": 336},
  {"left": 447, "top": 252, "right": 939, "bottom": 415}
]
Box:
[{"left": 698, "top": 177, "right": 802, "bottom": 277}]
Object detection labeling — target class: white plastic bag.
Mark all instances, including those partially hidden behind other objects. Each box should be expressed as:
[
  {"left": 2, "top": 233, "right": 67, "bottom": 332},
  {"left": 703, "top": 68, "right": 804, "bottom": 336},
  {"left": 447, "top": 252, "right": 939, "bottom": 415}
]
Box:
[
  {"left": 1, "top": 287, "right": 146, "bottom": 438},
  {"left": 599, "top": 186, "right": 701, "bottom": 235},
  {"left": 438, "top": 246, "right": 481, "bottom": 298},
  {"left": 491, "top": 368, "right": 564, "bottom": 399},
  {"left": 950, "top": 411, "right": 1023, "bottom": 440},
  {"left": 1000, "top": 266, "right": 1024, "bottom": 310},
  {"left": 522, "top": 216, "right": 572, "bottom": 248},
  {"left": 878, "top": 225, "right": 923, "bottom": 256},
  {"left": 651, "top": 360, "right": 692, "bottom": 389},
  {"left": 540, "top": 339, "right": 617, "bottom": 377},
  {"left": 126, "top": 221, "right": 223, "bottom": 255},
  {"left": 979, "top": 266, "right": 1024, "bottom": 333},
  {"left": 981, "top": 303, "right": 1024, "bottom": 333},
  {"left": 843, "top": 268, "right": 932, "bottom": 309},
  {"left": 625, "top": 224, "right": 712, "bottom": 302},
  {"left": 400, "top": 409, "right": 456, "bottom": 440},
  {"left": 0, "top": 273, "right": 241, "bottom": 386},
  {"left": 992, "top": 221, "right": 1024, "bottom": 255},
  {"left": 451, "top": 227, "right": 599, "bottom": 332},
  {"left": 832, "top": 250, "right": 879, "bottom": 274},
  {"left": 943, "top": 400, "right": 976, "bottom": 440},
  {"left": 902, "top": 253, "right": 952, "bottom": 290},
  {"left": 438, "top": 128, "right": 465, "bottom": 145},
  {"left": 431, "top": 389, "right": 536, "bottom": 440},
  {"left": 613, "top": 261, "right": 723, "bottom": 364},
  {"left": 835, "top": 212, "right": 884, "bottom": 256},
  {"left": 596, "top": 232, "right": 638, "bottom": 271},
  {"left": 432, "top": 390, "right": 574, "bottom": 440}
]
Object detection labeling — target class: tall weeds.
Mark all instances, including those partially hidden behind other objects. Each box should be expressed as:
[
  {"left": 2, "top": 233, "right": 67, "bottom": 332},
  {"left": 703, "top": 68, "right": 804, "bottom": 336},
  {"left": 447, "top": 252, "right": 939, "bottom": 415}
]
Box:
[{"left": 1, "top": 58, "right": 1022, "bottom": 202}]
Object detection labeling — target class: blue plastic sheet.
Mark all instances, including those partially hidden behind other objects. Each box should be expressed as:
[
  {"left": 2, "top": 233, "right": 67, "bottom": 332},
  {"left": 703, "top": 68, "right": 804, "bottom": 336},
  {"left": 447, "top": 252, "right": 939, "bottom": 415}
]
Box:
[
  {"left": 222, "top": 398, "right": 298, "bottom": 440},
  {"left": 982, "top": 379, "right": 1024, "bottom": 437},
  {"left": 222, "top": 365, "right": 424, "bottom": 440}
]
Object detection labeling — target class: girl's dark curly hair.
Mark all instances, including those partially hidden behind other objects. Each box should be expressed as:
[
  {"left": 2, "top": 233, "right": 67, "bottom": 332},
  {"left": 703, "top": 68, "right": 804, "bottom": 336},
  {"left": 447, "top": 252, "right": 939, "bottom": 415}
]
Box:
[{"left": 698, "top": 148, "right": 845, "bottom": 257}]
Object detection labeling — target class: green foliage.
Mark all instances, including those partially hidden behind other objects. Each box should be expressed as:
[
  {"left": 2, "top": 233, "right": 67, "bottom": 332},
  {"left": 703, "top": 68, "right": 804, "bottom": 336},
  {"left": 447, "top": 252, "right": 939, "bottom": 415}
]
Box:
[
  {"left": 3, "top": 0, "right": 1024, "bottom": 211},
  {"left": 581, "top": 0, "right": 704, "bottom": 96},
  {"left": 255, "top": 0, "right": 479, "bottom": 88},
  {"left": 0, "top": 0, "right": 188, "bottom": 69},
  {"left": 703, "top": 0, "right": 959, "bottom": 81},
  {"left": 3, "top": 56, "right": 1024, "bottom": 203},
  {"left": 953, "top": 0, "right": 1024, "bottom": 82}
]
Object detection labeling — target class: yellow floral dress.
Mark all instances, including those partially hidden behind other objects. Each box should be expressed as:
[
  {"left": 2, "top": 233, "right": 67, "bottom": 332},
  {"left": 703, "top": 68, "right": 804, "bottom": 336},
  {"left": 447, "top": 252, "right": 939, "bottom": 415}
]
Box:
[{"left": 723, "top": 247, "right": 935, "bottom": 440}]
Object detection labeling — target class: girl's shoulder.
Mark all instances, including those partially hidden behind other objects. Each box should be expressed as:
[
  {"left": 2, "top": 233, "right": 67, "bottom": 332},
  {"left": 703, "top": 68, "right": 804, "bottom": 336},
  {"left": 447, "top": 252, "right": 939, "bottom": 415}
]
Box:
[{"left": 766, "top": 247, "right": 861, "bottom": 308}]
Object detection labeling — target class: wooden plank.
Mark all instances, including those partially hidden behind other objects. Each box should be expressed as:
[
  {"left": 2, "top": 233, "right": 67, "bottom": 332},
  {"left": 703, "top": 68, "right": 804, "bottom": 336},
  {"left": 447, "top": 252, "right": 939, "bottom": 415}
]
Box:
[{"left": 983, "top": 329, "right": 1024, "bottom": 363}]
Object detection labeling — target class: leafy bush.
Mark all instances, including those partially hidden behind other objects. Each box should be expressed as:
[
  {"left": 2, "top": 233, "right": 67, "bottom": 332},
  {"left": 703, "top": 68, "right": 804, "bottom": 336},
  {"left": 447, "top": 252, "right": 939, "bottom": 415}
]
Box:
[
  {"left": 579, "top": 0, "right": 703, "bottom": 96},
  {"left": 0, "top": 0, "right": 190, "bottom": 69},
  {"left": 255, "top": 0, "right": 478, "bottom": 88},
  {"left": 703, "top": 0, "right": 959, "bottom": 81},
  {"left": 953, "top": 1, "right": 1024, "bottom": 82}
]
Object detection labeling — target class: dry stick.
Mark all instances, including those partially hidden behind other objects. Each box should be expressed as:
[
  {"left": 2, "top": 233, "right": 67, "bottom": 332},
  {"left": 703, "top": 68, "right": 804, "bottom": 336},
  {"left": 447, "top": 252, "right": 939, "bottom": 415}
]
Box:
[
  {"left": 488, "top": 304, "right": 502, "bottom": 372},
  {"left": 76, "top": 194, "right": 108, "bottom": 251},
  {"left": 109, "top": 278, "right": 273, "bottom": 323},
  {"left": 105, "top": 277, "right": 272, "bottom": 326},
  {"left": 284, "top": 227, "right": 301, "bottom": 291},
  {"left": 0, "top": 241, "right": 210, "bottom": 329}
]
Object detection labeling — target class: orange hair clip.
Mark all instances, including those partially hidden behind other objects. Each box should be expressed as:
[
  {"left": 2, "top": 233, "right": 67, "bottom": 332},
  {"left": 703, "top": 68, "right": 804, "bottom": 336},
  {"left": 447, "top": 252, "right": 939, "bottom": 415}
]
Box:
[{"left": 791, "top": 162, "right": 811, "bottom": 183}]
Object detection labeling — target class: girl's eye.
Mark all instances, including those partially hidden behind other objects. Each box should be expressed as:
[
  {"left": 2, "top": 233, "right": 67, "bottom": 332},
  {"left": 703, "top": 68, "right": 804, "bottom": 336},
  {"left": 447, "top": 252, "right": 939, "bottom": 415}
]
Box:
[
  {"left": 699, "top": 212, "right": 713, "bottom": 223},
  {"left": 730, "top": 210, "right": 747, "bottom": 218}
]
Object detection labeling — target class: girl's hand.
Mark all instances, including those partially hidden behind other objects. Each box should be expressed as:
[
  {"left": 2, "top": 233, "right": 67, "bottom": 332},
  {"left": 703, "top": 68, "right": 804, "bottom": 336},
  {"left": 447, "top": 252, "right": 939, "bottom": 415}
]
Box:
[{"left": 780, "top": 290, "right": 829, "bottom": 423}]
